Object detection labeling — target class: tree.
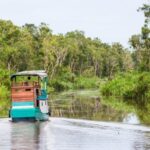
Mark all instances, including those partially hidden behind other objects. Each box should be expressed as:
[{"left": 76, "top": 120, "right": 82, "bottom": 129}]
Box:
[
  {"left": 0, "top": 20, "right": 21, "bottom": 71},
  {"left": 42, "top": 34, "right": 69, "bottom": 79},
  {"left": 130, "top": 3, "right": 150, "bottom": 71}
]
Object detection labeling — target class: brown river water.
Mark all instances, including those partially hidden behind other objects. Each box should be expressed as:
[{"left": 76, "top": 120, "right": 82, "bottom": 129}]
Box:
[{"left": 1, "top": 90, "right": 150, "bottom": 150}]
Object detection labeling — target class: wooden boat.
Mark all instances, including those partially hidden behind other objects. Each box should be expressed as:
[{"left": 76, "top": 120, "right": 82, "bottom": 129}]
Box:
[{"left": 10, "top": 70, "right": 50, "bottom": 121}]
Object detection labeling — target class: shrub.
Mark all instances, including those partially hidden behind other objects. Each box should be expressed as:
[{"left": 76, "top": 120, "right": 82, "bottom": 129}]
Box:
[
  {"left": 0, "top": 85, "right": 10, "bottom": 116},
  {"left": 49, "top": 68, "right": 75, "bottom": 91},
  {"left": 74, "top": 76, "right": 101, "bottom": 89},
  {"left": 101, "top": 72, "right": 139, "bottom": 97},
  {"left": 101, "top": 72, "right": 150, "bottom": 107},
  {"left": 123, "top": 72, "right": 150, "bottom": 105}
]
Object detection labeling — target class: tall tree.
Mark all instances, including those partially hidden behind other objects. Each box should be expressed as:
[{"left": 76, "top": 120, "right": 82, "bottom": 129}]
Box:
[{"left": 130, "top": 3, "right": 150, "bottom": 71}]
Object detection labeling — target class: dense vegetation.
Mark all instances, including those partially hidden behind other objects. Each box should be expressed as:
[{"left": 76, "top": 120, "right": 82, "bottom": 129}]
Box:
[
  {"left": 101, "top": 72, "right": 150, "bottom": 105},
  {"left": 101, "top": 3, "right": 150, "bottom": 120},
  {"left": 0, "top": 3, "right": 149, "bottom": 117},
  {"left": 0, "top": 19, "right": 133, "bottom": 92},
  {"left": 102, "top": 4, "right": 150, "bottom": 98}
]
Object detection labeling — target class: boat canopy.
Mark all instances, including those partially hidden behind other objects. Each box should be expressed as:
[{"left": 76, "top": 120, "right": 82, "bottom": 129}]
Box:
[{"left": 11, "top": 70, "right": 47, "bottom": 80}]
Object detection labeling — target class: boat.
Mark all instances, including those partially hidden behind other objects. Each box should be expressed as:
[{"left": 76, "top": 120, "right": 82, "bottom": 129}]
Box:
[{"left": 10, "top": 70, "right": 50, "bottom": 121}]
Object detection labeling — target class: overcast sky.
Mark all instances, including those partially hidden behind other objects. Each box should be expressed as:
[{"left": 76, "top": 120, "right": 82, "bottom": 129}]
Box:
[{"left": 0, "top": 0, "right": 148, "bottom": 47}]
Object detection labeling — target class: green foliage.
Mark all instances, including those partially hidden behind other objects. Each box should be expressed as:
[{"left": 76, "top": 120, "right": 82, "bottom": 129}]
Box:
[
  {"left": 101, "top": 72, "right": 150, "bottom": 107},
  {"left": 0, "top": 85, "right": 9, "bottom": 98},
  {"left": 101, "top": 97, "right": 136, "bottom": 113},
  {"left": 74, "top": 76, "right": 101, "bottom": 89},
  {"left": 0, "top": 69, "right": 11, "bottom": 116},
  {"left": 0, "top": 85, "right": 10, "bottom": 117},
  {"left": 0, "top": 69, "right": 12, "bottom": 87},
  {"left": 0, "top": 19, "right": 133, "bottom": 81},
  {"left": 49, "top": 69, "right": 101, "bottom": 91},
  {"left": 123, "top": 72, "right": 150, "bottom": 105},
  {"left": 101, "top": 72, "right": 139, "bottom": 97},
  {"left": 49, "top": 68, "right": 75, "bottom": 91},
  {"left": 130, "top": 3, "right": 150, "bottom": 71}
]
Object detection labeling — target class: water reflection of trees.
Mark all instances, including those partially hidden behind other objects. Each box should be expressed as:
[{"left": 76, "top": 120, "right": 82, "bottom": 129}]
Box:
[
  {"left": 136, "top": 109, "right": 150, "bottom": 125},
  {"left": 50, "top": 95, "right": 128, "bottom": 122},
  {"left": 50, "top": 90, "right": 150, "bottom": 125}
]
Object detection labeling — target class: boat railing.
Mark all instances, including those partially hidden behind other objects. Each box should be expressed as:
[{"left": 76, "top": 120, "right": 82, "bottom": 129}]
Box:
[
  {"left": 11, "top": 81, "right": 40, "bottom": 87},
  {"left": 11, "top": 82, "right": 40, "bottom": 102}
]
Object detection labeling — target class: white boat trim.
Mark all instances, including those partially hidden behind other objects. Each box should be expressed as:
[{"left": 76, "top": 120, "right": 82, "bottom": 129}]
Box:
[{"left": 12, "top": 106, "right": 34, "bottom": 109}]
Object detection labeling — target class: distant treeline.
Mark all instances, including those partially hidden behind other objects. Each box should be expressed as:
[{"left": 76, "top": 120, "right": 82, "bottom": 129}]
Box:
[
  {"left": 0, "top": 3, "right": 149, "bottom": 89},
  {"left": 0, "top": 21, "right": 132, "bottom": 78}
]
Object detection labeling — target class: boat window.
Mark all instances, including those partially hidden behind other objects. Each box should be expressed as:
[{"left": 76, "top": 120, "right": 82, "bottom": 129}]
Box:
[
  {"left": 36, "top": 89, "right": 39, "bottom": 96},
  {"left": 25, "top": 88, "right": 31, "bottom": 91},
  {"left": 37, "top": 100, "right": 39, "bottom": 107}
]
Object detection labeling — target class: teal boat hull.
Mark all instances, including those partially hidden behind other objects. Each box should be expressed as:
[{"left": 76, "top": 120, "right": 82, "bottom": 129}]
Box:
[{"left": 10, "top": 102, "right": 49, "bottom": 121}]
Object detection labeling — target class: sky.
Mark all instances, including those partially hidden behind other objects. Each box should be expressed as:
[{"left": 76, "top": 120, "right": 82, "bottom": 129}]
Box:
[{"left": 0, "top": 0, "right": 148, "bottom": 47}]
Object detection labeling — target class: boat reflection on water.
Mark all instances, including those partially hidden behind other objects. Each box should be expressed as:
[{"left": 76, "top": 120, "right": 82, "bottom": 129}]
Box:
[
  {"left": 10, "top": 120, "right": 50, "bottom": 150},
  {"left": 11, "top": 121, "right": 39, "bottom": 150}
]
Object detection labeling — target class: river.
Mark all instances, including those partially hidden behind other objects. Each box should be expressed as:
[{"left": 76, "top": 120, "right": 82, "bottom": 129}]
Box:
[
  {"left": 1, "top": 118, "right": 150, "bottom": 150},
  {"left": 1, "top": 90, "right": 150, "bottom": 150}
]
